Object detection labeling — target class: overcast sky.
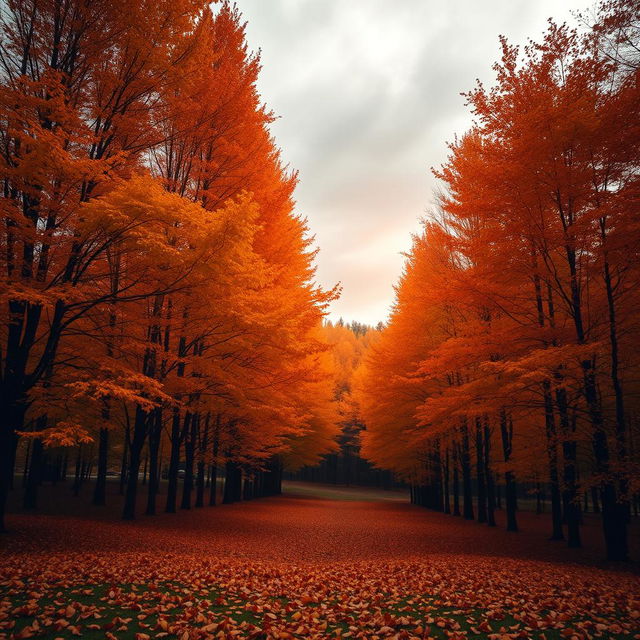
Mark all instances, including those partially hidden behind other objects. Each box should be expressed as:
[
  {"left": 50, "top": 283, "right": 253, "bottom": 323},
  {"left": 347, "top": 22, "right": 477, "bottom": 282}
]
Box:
[{"left": 240, "top": 0, "right": 593, "bottom": 326}]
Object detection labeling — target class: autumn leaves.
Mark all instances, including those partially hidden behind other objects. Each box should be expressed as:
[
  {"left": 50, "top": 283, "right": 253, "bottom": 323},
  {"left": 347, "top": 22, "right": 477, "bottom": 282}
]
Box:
[
  {"left": 1, "top": 0, "right": 638, "bottom": 574},
  {"left": 356, "top": 1, "right": 640, "bottom": 561},
  {"left": 0, "top": 1, "right": 339, "bottom": 527}
]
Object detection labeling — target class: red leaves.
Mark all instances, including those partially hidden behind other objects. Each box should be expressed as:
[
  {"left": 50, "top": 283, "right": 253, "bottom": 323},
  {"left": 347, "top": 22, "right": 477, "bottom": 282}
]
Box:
[{"left": 2, "top": 498, "right": 639, "bottom": 640}]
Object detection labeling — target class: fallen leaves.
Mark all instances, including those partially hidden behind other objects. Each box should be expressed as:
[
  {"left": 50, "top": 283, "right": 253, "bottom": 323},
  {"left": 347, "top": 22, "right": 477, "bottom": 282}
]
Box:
[{"left": 1, "top": 498, "right": 638, "bottom": 639}]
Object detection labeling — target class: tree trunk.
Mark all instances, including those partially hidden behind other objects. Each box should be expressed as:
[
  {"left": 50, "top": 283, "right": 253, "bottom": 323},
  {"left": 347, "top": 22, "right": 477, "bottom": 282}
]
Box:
[
  {"left": 165, "top": 408, "right": 184, "bottom": 513},
  {"left": 122, "top": 406, "right": 148, "bottom": 520},
  {"left": 476, "top": 419, "right": 487, "bottom": 523},
  {"left": 483, "top": 421, "right": 496, "bottom": 527},
  {"left": 195, "top": 460, "right": 205, "bottom": 508},
  {"left": 145, "top": 409, "right": 162, "bottom": 516},
  {"left": 92, "top": 428, "right": 109, "bottom": 506},
  {"left": 243, "top": 474, "right": 253, "bottom": 500},
  {"left": 24, "top": 437, "right": 44, "bottom": 509},
  {"left": 195, "top": 413, "right": 209, "bottom": 508},
  {"left": 263, "top": 455, "right": 283, "bottom": 497},
  {"left": 119, "top": 422, "right": 129, "bottom": 496},
  {"left": 223, "top": 460, "right": 242, "bottom": 503},
  {"left": 500, "top": 410, "right": 518, "bottom": 532},
  {"left": 461, "top": 423, "right": 474, "bottom": 520},
  {"left": 601, "top": 225, "right": 629, "bottom": 561},
  {"left": 22, "top": 439, "right": 30, "bottom": 489},
  {"left": 556, "top": 386, "right": 581, "bottom": 547},
  {"left": 452, "top": 445, "right": 460, "bottom": 516},
  {"left": 443, "top": 446, "right": 451, "bottom": 514},
  {"left": 209, "top": 415, "right": 220, "bottom": 506},
  {"left": 72, "top": 444, "right": 83, "bottom": 497},
  {"left": 543, "top": 381, "right": 564, "bottom": 541},
  {"left": 181, "top": 412, "right": 197, "bottom": 510}
]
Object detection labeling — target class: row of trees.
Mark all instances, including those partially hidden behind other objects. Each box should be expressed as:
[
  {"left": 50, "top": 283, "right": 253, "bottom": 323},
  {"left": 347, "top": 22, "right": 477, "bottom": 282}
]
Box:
[
  {"left": 0, "top": 0, "right": 340, "bottom": 529},
  {"left": 356, "top": 0, "right": 640, "bottom": 561}
]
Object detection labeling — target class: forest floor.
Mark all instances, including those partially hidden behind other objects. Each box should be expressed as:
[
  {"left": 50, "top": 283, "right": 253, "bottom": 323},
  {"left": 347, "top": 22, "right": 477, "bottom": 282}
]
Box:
[{"left": 1, "top": 482, "right": 639, "bottom": 640}]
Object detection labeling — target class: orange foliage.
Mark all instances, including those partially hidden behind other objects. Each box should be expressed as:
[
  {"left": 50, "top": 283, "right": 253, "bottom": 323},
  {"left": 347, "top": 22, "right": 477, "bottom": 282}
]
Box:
[
  {"left": 356, "top": 1, "right": 640, "bottom": 561},
  {"left": 0, "top": 0, "right": 339, "bottom": 524}
]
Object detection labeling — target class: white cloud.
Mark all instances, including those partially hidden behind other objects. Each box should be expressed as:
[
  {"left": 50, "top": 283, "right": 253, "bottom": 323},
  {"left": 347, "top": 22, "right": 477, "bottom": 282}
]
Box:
[{"left": 240, "top": 0, "right": 593, "bottom": 325}]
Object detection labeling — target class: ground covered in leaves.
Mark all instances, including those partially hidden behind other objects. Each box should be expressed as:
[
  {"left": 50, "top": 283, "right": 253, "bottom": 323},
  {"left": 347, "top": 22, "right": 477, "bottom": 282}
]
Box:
[{"left": 1, "top": 484, "right": 639, "bottom": 640}]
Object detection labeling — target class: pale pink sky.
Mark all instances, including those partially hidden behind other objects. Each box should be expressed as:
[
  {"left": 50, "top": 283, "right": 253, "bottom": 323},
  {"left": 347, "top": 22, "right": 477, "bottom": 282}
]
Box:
[{"left": 240, "top": 0, "right": 594, "bottom": 326}]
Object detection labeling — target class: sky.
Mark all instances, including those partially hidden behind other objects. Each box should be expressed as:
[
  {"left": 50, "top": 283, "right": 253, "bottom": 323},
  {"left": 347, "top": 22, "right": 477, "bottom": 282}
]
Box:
[{"left": 239, "top": 0, "right": 593, "bottom": 326}]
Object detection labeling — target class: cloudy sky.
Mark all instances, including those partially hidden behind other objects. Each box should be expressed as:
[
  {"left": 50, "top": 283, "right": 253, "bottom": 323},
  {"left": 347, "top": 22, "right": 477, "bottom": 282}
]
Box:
[{"left": 240, "top": 0, "right": 592, "bottom": 326}]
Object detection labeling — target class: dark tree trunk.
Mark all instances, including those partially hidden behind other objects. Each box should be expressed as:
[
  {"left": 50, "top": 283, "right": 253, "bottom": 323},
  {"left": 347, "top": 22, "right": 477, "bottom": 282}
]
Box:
[
  {"left": 92, "top": 428, "right": 109, "bottom": 506},
  {"left": 601, "top": 478, "right": 628, "bottom": 561},
  {"left": 500, "top": 410, "right": 518, "bottom": 532},
  {"left": 537, "top": 482, "right": 543, "bottom": 515},
  {"left": 461, "top": 423, "right": 474, "bottom": 520},
  {"left": 8, "top": 439, "right": 18, "bottom": 492},
  {"left": 119, "top": 422, "right": 129, "bottom": 496},
  {"left": 122, "top": 406, "right": 148, "bottom": 520},
  {"left": 584, "top": 490, "right": 589, "bottom": 513},
  {"left": 165, "top": 408, "right": 184, "bottom": 513},
  {"left": 443, "top": 446, "right": 451, "bottom": 514},
  {"left": 602, "top": 229, "right": 629, "bottom": 561},
  {"left": 565, "top": 237, "right": 625, "bottom": 560},
  {"left": 534, "top": 263, "right": 563, "bottom": 540},
  {"left": 223, "top": 460, "right": 242, "bottom": 503},
  {"left": 22, "top": 439, "right": 31, "bottom": 488},
  {"left": 543, "top": 381, "right": 564, "bottom": 540},
  {"left": 255, "top": 469, "right": 264, "bottom": 499},
  {"left": 195, "top": 413, "right": 209, "bottom": 508},
  {"left": 263, "top": 455, "right": 283, "bottom": 497},
  {"left": 556, "top": 386, "right": 581, "bottom": 547},
  {"left": 83, "top": 446, "right": 94, "bottom": 482},
  {"left": 476, "top": 420, "right": 487, "bottom": 524},
  {"left": 145, "top": 409, "right": 162, "bottom": 516},
  {"left": 504, "top": 471, "right": 518, "bottom": 532},
  {"left": 484, "top": 421, "right": 496, "bottom": 527},
  {"left": 209, "top": 415, "right": 220, "bottom": 506},
  {"left": 72, "top": 444, "right": 83, "bottom": 497},
  {"left": 434, "top": 445, "right": 444, "bottom": 511},
  {"left": 24, "top": 437, "right": 44, "bottom": 509},
  {"left": 181, "top": 412, "right": 197, "bottom": 510},
  {"left": 195, "top": 460, "right": 205, "bottom": 507},
  {"left": 243, "top": 475, "right": 253, "bottom": 500},
  {"left": 452, "top": 445, "right": 460, "bottom": 516},
  {"left": 209, "top": 462, "right": 218, "bottom": 506},
  {"left": 51, "top": 454, "right": 62, "bottom": 485}
]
